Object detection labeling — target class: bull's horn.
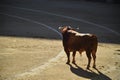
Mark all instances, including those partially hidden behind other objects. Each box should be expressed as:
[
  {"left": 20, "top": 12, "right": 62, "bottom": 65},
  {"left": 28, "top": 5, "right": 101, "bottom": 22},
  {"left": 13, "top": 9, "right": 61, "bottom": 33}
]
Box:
[
  {"left": 68, "top": 26, "right": 71, "bottom": 28},
  {"left": 58, "top": 27, "right": 63, "bottom": 30},
  {"left": 76, "top": 27, "right": 79, "bottom": 30}
]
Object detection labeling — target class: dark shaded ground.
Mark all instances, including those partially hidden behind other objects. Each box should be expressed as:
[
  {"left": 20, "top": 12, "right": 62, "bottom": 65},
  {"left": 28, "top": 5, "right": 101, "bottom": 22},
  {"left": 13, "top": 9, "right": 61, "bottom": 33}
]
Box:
[
  {"left": 0, "top": 0, "right": 120, "bottom": 44},
  {"left": 69, "top": 64, "right": 111, "bottom": 80}
]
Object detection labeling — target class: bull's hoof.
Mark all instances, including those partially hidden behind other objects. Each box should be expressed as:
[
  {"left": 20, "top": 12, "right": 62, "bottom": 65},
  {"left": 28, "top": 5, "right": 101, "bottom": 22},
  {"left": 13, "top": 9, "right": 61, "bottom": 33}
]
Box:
[
  {"left": 86, "top": 67, "right": 89, "bottom": 69},
  {"left": 66, "top": 61, "right": 70, "bottom": 64},
  {"left": 72, "top": 61, "right": 76, "bottom": 64},
  {"left": 86, "top": 65, "right": 90, "bottom": 69},
  {"left": 93, "top": 65, "right": 96, "bottom": 69}
]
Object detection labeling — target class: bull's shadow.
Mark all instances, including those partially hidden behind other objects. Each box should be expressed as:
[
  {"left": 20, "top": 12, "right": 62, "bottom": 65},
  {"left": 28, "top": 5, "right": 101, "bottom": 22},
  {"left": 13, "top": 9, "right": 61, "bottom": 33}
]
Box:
[{"left": 68, "top": 64, "right": 111, "bottom": 80}]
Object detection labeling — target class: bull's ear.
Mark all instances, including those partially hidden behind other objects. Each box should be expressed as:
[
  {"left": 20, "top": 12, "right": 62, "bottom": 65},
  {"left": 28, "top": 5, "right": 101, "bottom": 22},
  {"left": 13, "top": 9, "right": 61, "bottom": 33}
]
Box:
[{"left": 58, "top": 27, "right": 64, "bottom": 33}]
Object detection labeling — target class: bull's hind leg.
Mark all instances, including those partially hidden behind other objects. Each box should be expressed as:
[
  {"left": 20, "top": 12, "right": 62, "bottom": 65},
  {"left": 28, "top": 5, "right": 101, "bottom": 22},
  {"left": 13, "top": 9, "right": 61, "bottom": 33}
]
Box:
[
  {"left": 86, "top": 51, "right": 91, "bottom": 69},
  {"left": 72, "top": 51, "right": 76, "bottom": 64},
  {"left": 92, "top": 50, "right": 96, "bottom": 68}
]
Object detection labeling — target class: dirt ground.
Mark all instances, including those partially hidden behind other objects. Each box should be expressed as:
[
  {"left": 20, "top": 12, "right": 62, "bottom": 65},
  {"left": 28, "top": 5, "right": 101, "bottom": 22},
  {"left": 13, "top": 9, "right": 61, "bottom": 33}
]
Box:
[
  {"left": 0, "top": 36, "right": 62, "bottom": 80},
  {"left": 0, "top": 0, "right": 120, "bottom": 80},
  {"left": 0, "top": 36, "right": 120, "bottom": 80}
]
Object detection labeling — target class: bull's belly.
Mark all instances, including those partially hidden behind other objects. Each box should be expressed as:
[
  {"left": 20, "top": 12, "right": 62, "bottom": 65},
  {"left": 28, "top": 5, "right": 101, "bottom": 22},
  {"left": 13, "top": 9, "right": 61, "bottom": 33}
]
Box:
[
  {"left": 68, "top": 48, "right": 85, "bottom": 53},
  {"left": 67, "top": 46, "right": 85, "bottom": 52},
  {"left": 66, "top": 41, "right": 89, "bottom": 51}
]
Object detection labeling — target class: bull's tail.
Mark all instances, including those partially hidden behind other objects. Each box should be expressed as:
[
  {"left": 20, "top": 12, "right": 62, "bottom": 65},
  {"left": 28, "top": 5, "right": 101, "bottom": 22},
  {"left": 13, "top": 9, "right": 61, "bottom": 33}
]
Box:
[{"left": 91, "top": 35, "right": 98, "bottom": 54}]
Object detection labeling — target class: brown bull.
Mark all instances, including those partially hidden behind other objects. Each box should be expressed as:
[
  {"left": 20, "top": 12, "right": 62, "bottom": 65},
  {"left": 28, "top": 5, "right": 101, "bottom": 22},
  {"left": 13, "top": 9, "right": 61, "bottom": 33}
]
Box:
[{"left": 59, "top": 26, "right": 98, "bottom": 69}]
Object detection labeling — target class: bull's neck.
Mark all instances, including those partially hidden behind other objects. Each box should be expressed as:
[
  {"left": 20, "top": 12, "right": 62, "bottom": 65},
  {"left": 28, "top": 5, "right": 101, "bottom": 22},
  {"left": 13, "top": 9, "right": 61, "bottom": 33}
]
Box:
[
  {"left": 62, "top": 31, "right": 71, "bottom": 47},
  {"left": 62, "top": 32, "right": 70, "bottom": 42}
]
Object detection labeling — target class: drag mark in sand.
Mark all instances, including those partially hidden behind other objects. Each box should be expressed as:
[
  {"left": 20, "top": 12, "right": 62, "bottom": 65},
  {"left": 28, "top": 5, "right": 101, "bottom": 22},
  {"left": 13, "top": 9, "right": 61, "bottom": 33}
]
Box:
[
  {"left": 0, "top": 13, "right": 62, "bottom": 38},
  {"left": 14, "top": 50, "right": 64, "bottom": 79}
]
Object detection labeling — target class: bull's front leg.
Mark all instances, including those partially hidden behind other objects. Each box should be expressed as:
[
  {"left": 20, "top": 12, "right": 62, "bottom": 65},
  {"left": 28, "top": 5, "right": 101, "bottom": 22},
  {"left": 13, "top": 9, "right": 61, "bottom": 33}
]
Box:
[
  {"left": 64, "top": 49, "right": 70, "bottom": 64},
  {"left": 72, "top": 51, "right": 76, "bottom": 64}
]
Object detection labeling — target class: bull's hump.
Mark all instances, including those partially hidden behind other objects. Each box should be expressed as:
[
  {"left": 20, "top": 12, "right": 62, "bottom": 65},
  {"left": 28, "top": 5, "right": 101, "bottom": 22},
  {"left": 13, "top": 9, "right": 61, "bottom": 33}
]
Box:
[
  {"left": 68, "top": 30, "right": 91, "bottom": 36},
  {"left": 76, "top": 33, "right": 91, "bottom": 36}
]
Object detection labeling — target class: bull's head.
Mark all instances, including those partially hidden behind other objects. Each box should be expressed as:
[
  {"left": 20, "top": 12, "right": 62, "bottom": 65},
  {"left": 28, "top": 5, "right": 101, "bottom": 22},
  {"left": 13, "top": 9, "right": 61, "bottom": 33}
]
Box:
[
  {"left": 59, "top": 26, "right": 79, "bottom": 34},
  {"left": 59, "top": 26, "right": 73, "bottom": 33}
]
